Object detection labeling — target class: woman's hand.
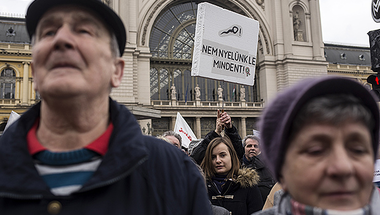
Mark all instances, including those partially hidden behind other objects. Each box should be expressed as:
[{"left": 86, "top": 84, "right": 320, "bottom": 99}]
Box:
[
  {"left": 220, "top": 111, "right": 232, "bottom": 129},
  {"left": 215, "top": 109, "right": 224, "bottom": 135}
]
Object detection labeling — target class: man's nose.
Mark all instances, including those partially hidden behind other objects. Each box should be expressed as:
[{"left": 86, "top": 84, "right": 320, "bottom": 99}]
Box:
[{"left": 53, "top": 25, "right": 75, "bottom": 51}]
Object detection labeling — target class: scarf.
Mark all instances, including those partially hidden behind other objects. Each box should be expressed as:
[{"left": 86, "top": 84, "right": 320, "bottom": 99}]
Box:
[
  {"left": 290, "top": 198, "right": 370, "bottom": 215},
  {"left": 212, "top": 174, "right": 228, "bottom": 193}
]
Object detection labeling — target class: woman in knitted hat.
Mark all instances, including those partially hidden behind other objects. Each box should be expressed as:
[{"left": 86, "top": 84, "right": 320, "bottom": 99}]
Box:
[
  {"left": 201, "top": 136, "right": 263, "bottom": 215},
  {"left": 253, "top": 76, "right": 380, "bottom": 215}
]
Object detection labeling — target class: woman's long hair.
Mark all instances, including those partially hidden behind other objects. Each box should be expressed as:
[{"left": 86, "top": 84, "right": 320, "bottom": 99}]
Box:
[{"left": 201, "top": 136, "right": 241, "bottom": 180}]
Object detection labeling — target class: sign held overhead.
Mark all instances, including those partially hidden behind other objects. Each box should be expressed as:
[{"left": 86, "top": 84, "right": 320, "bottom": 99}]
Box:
[
  {"left": 191, "top": 2, "right": 260, "bottom": 86},
  {"left": 373, "top": 0, "right": 380, "bottom": 23}
]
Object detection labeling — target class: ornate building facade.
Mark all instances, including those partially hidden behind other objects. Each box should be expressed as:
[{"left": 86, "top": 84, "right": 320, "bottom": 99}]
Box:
[{"left": 0, "top": 0, "right": 374, "bottom": 139}]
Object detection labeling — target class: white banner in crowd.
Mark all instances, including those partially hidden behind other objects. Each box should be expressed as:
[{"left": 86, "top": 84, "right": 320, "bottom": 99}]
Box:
[
  {"left": 191, "top": 2, "right": 260, "bottom": 86},
  {"left": 4, "top": 111, "right": 20, "bottom": 132},
  {"left": 252, "top": 129, "right": 260, "bottom": 138},
  {"left": 174, "top": 112, "right": 196, "bottom": 148},
  {"left": 374, "top": 159, "right": 380, "bottom": 182}
]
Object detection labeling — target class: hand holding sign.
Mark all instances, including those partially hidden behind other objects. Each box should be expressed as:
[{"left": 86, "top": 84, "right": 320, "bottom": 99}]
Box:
[{"left": 215, "top": 109, "right": 224, "bottom": 134}]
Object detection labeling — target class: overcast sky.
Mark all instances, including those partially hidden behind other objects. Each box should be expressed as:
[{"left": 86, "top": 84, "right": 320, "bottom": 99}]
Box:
[{"left": 1, "top": 0, "right": 379, "bottom": 47}]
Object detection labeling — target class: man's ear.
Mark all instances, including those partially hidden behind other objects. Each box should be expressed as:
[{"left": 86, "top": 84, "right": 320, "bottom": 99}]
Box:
[{"left": 111, "top": 58, "right": 124, "bottom": 88}]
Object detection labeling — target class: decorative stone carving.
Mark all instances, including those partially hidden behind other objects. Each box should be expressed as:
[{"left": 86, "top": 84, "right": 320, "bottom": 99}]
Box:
[
  {"left": 171, "top": 84, "right": 176, "bottom": 100},
  {"left": 142, "top": 1, "right": 165, "bottom": 46},
  {"left": 218, "top": 85, "right": 223, "bottom": 101},
  {"left": 6, "top": 27, "right": 16, "bottom": 37},
  {"left": 240, "top": 86, "right": 246, "bottom": 101},
  {"left": 293, "top": 11, "right": 304, "bottom": 41},
  {"left": 195, "top": 84, "right": 200, "bottom": 100},
  {"left": 256, "top": 0, "right": 265, "bottom": 10}
]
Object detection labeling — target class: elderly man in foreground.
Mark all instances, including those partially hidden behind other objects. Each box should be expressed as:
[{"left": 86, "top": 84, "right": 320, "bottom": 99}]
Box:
[
  {"left": 254, "top": 76, "right": 380, "bottom": 215},
  {"left": 0, "top": 0, "right": 212, "bottom": 214}
]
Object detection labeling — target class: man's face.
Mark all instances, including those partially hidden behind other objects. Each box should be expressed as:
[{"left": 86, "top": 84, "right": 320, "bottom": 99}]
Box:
[
  {"left": 165, "top": 135, "right": 181, "bottom": 149},
  {"left": 31, "top": 5, "right": 123, "bottom": 100},
  {"left": 244, "top": 138, "right": 260, "bottom": 159},
  {"left": 281, "top": 122, "right": 374, "bottom": 210}
]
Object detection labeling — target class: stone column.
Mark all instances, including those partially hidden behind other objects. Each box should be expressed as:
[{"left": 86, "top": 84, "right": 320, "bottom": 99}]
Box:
[
  {"left": 281, "top": 0, "right": 292, "bottom": 56},
  {"left": 22, "top": 62, "right": 30, "bottom": 105},
  {"left": 309, "top": 0, "right": 324, "bottom": 60},
  {"left": 240, "top": 117, "right": 247, "bottom": 138},
  {"left": 171, "top": 116, "right": 176, "bottom": 131},
  {"left": 196, "top": 117, "right": 201, "bottom": 139}
]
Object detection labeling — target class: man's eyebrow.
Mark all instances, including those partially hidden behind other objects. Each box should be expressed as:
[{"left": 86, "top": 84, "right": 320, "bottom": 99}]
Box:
[
  {"left": 72, "top": 14, "right": 102, "bottom": 28},
  {"left": 37, "top": 16, "right": 60, "bottom": 31}
]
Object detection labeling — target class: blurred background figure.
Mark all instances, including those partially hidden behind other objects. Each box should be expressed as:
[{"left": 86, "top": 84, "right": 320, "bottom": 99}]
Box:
[
  {"left": 241, "top": 135, "right": 275, "bottom": 205},
  {"left": 162, "top": 130, "right": 182, "bottom": 149},
  {"left": 254, "top": 76, "right": 380, "bottom": 215},
  {"left": 188, "top": 139, "right": 203, "bottom": 155}
]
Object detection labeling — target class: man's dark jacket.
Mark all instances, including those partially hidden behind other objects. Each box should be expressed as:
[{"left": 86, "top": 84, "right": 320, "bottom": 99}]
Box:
[
  {"left": 241, "top": 153, "right": 276, "bottom": 203},
  {"left": 0, "top": 99, "right": 212, "bottom": 215}
]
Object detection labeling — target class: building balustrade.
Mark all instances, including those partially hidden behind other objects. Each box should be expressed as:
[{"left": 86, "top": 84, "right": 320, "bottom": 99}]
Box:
[
  {"left": 151, "top": 100, "right": 263, "bottom": 108},
  {"left": 0, "top": 99, "right": 20, "bottom": 106}
]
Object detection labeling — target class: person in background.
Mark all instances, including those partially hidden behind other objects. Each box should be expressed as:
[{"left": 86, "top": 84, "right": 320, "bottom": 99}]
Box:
[
  {"left": 188, "top": 138, "right": 203, "bottom": 155},
  {"left": 162, "top": 130, "right": 182, "bottom": 149},
  {"left": 192, "top": 110, "right": 244, "bottom": 165},
  {"left": 373, "top": 147, "right": 380, "bottom": 187},
  {"left": 241, "top": 135, "right": 275, "bottom": 205},
  {"left": 253, "top": 76, "right": 380, "bottom": 215},
  {"left": 0, "top": 0, "right": 212, "bottom": 214},
  {"left": 262, "top": 182, "right": 283, "bottom": 210},
  {"left": 201, "top": 137, "right": 263, "bottom": 215}
]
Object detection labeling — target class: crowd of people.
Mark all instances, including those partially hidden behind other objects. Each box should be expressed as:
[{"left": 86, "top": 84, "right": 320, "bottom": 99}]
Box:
[
  {"left": 161, "top": 76, "right": 380, "bottom": 215},
  {"left": 1, "top": 0, "right": 380, "bottom": 215},
  {"left": 161, "top": 109, "right": 275, "bottom": 215}
]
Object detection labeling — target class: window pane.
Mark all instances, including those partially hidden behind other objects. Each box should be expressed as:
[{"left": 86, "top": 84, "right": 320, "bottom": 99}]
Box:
[
  {"left": 197, "top": 77, "right": 206, "bottom": 101},
  {"left": 159, "top": 69, "right": 169, "bottom": 100},
  {"left": 4, "top": 83, "right": 12, "bottom": 99},
  {"left": 183, "top": 70, "right": 192, "bottom": 101},
  {"left": 173, "top": 69, "right": 182, "bottom": 100},
  {"left": 207, "top": 79, "right": 216, "bottom": 101},
  {"left": 150, "top": 2, "right": 197, "bottom": 59},
  {"left": 150, "top": 68, "right": 159, "bottom": 100},
  {"left": 0, "top": 68, "right": 16, "bottom": 99}
]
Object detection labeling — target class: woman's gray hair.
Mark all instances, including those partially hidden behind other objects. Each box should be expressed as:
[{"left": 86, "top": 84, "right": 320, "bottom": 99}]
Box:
[{"left": 290, "top": 94, "right": 374, "bottom": 142}]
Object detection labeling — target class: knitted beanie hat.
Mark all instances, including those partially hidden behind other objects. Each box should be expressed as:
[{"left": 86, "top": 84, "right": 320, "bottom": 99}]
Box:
[{"left": 258, "top": 76, "right": 380, "bottom": 181}]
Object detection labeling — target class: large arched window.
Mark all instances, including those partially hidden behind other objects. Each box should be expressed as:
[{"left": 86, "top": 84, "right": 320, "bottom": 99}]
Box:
[
  {"left": 149, "top": 2, "right": 260, "bottom": 102},
  {"left": 150, "top": 2, "right": 196, "bottom": 59},
  {"left": 0, "top": 68, "right": 16, "bottom": 99}
]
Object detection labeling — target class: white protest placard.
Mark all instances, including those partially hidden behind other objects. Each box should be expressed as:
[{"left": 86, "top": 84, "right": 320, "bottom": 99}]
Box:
[
  {"left": 174, "top": 112, "right": 197, "bottom": 148},
  {"left": 253, "top": 129, "right": 260, "bottom": 138},
  {"left": 374, "top": 159, "right": 380, "bottom": 182},
  {"left": 191, "top": 2, "right": 259, "bottom": 86}
]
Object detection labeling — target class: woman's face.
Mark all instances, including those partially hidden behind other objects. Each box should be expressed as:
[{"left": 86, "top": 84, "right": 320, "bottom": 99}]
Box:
[
  {"left": 212, "top": 142, "right": 232, "bottom": 175},
  {"left": 281, "top": 122, "right": 374, "bottom": 210}
]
